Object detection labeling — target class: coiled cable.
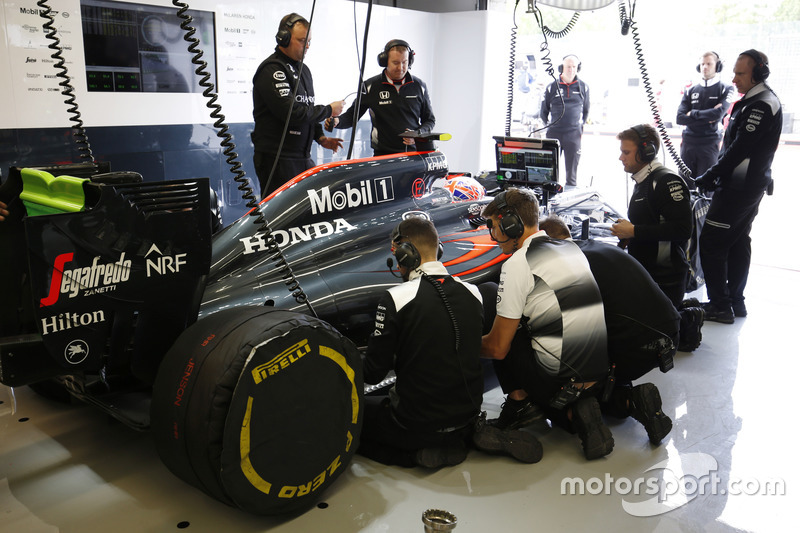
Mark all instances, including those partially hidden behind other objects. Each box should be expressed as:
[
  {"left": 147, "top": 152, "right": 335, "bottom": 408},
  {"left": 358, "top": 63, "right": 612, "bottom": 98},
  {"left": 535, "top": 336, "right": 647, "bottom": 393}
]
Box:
[
  {"left": 629, "top": 19, "right": 692, "bottom": 179},
  {"left": 172, "top": 0, "right": 316, "bottom": 315},
  {"left": 37, "top": 0, "right": 95, "bottom": 165},
  {"left": 542, "top": 12, "right": 581, "bottom": 39},
  {"left": 528, "top": 3, "right": 565, "bottom": 136},
  {"left": 505, "top": 0, "right": 521, "bottom": 136}
]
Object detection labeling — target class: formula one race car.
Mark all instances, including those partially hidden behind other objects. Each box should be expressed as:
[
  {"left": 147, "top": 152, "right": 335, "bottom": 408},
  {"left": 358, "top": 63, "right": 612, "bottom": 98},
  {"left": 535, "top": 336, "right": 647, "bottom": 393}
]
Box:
[{"left": 0, "top": 150, "right": 503, "bottom": 515}]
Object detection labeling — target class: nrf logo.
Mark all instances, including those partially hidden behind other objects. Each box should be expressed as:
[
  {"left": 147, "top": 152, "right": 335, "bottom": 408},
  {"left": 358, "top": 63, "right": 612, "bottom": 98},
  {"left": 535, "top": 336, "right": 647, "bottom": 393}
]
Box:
[
  {"left": 145, "top": 244, "right": 187, "bottom": 277},
  {"left": 308, "top": 178, "right": 394, "bottom": 215}
]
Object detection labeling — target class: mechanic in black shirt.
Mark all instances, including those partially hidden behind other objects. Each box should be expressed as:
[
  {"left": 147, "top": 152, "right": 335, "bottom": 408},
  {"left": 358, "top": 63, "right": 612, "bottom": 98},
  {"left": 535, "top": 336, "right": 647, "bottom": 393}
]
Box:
[
  {"left": 251, "top": 13, "right": 345, "bottom": 197},
  {"left": 695, "top": 50, "right": 782, "bottom": 323},
  {"left": 359, "top": 217, "right": 485, "bottom": 468},
  {"left": 676, "top": 51, "right": 734, "bottom": 181},
  {"left": 540, "top": 215, "right": 675, "bottom": 445},
  {"left": 611, "top": 124, "right": 704, "bottom": 352},
  {"left": 540, "top": 54, "right": 590, "bottom": 187},
  {"left": 325, "top": 39, "right": 436, "bottom": 156}
]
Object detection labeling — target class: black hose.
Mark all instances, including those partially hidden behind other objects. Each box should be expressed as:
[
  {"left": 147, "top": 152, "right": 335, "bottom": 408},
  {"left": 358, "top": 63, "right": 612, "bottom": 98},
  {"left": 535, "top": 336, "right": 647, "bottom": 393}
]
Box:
[{"left": 347, "top": 0, "right": 374, "bottom": 160}]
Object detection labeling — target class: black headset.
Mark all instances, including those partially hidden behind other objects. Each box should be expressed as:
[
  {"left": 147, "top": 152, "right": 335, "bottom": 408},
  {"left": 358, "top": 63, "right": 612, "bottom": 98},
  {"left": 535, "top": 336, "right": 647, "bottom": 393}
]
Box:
[
  {"left": 696, "top": 51, "right": 723, "bottom": 73},
  {"left": 275, "top": 13, "right": 306, "bottom": 48},
  {"left": 631, "top": 125, "right": 657, "bottom": 163},
  {"left": 391, "top": 220, "right": 421, "bottom": 270},
  {"left": 491, "top": 191, "right": 524, "bottom": 239},
  {"left": 558, "top": 54, "right": 581, "bottom": 74},
  {"left": 377, "top": 39, "right": 415, "bottom": 68},
  {"left": 739, "top": 49, "right": 770, "bottom": 82},
  {"left": 391, "top": 219, "right": 444, "bottom": 270}
]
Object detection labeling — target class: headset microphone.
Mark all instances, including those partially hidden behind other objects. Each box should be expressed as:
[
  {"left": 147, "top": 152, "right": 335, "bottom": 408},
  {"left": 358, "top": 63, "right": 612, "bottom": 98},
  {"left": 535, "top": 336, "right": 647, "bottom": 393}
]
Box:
[{"left": 386, "top": 257, "right": 403, "bottom": 278}]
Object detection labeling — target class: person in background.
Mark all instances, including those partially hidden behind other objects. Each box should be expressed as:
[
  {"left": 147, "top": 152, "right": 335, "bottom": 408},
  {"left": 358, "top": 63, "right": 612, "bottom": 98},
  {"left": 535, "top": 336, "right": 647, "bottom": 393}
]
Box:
[
  {"left": 326, "top": 39, "right": 435, "bottom": 156},
  {"left": 540, "top": 54, "right": 590, "bottom": 188},
  {"left": 676, "top": 51, "right": 734, "bottom": 182}
]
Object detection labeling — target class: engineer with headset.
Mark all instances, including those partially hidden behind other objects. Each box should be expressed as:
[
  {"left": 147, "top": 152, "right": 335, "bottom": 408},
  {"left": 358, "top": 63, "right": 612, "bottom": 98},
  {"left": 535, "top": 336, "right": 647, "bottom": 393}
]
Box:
[
  {"left": 611, "top": 124, "right": 704, "bottom": 352},
  {"left": 539, "top": 215, "right": 675, "bottom": 446},
  {"left": 695, "top": 49, "right": 782, "bottom": 323},
  {"left": 676, "top": 51, "right": 735, "bottom": 181},
  {"left": 325, "top": 39, "right": 436, "bottom": 156},
  {"left": 251, "top": 13, "right": 345, "bottom": 197},
  {"left": 480, "top": 188, "right": 614, "bottom": 461},
  {"left": 359, "top": 217, "right": 540, "bottom": 467},
  {"left": 539, "top": 54, "right": 590, "bottom": 188}
]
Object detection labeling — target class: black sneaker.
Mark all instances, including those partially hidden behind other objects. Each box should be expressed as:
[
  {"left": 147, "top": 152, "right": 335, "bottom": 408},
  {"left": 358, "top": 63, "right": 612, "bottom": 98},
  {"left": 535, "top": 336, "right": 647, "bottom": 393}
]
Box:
[
  {"left": 678, "top": 307, "right": 704, "bottom": 352},
  {"left": 701, "top": 302, "right": 735, "bottom": 324},
  {"left": 414, "top": 445, "right": 468, "bottom": 469},
  {"left": 629, "top": 383, "right": 672, "bottom": 444},
  {"left": 732, "top": 301, "right": 748, "bottom": 318},
  {"left": 489, "top": 397, "right": 547, "bottom": 430},
  {"left": 570, "top": 396, "right": 614, "bottom": 460},
  {"left": 473, "top": 417, "right": 543, "bottom": 464}
]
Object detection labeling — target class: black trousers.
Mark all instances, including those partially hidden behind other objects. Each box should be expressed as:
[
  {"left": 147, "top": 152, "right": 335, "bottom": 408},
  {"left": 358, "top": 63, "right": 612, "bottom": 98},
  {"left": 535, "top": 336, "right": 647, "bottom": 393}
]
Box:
[
  {"left": 680, "top": 137, "right": 721, "bottom": 181},
  {"left": 699, "top": 187, "right": 764, "bottom": 308},
  {"left": 547, "top": 128, "right": 582, "bottom": 187},
  {"left": 254, "top": 151, "right": 314, "bottom": 198},
  {"left": 357, "top": 396, "right": 472, "bottom": 467}
]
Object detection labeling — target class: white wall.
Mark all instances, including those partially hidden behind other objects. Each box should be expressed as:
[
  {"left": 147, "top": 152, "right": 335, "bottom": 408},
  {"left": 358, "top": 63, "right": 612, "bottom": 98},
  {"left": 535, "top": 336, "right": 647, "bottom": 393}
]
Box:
[{"left": 433, "top": 10, "right": 508, "bottom": 173}]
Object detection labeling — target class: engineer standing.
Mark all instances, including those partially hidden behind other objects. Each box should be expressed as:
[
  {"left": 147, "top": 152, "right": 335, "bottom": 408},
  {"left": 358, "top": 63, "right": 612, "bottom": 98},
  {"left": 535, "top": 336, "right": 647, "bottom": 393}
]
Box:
[
  {"left": 676, "top": 51, "right": 734, "bottom": 182},
  {"left": 540, "top": 54, "right": 590, "bottom": 187},
  {"left": 251, "top": 13, "right": 344, "bottom": 197},
  {"left": 695, "top": 50, "right": 782, "bottom": 323}
]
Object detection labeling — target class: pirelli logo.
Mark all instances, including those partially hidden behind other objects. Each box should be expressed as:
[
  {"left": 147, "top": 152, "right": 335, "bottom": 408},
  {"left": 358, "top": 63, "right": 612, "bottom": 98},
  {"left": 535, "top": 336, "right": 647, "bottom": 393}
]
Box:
[{"left": 251, "top": 339, "right": 311, "bottom": 384}]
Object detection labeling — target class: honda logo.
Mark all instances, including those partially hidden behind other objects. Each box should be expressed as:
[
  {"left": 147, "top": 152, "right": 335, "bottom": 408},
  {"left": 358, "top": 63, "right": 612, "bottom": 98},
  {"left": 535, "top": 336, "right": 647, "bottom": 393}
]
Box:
[{"left": 379, "top": 91, "right": 390, "bottom": 100}]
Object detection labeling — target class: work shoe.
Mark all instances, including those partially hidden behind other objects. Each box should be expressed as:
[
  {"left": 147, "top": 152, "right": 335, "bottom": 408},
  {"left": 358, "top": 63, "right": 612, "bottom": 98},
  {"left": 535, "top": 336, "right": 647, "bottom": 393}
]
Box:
[
  {"left": 678, "top": 307, "right": 704, "bottom": 352},
  {"left": 732, "top": 300, "right": 748, "bottom": 318},
  {"left": 629, "top": 383, "right": 672, "bottom": 445},
  {"left": 473, "top": 415, "right": 543, "bottom": 464},
  {"left": 680, "top": 297, "right": 701, "bottom": 310},
  {"left": 414, "top": 445, "right": 468, "bottom": 469},
  {"left": 701, "top": 302, "right": 735, "bottom": 324},
  {"left": 488, "top": 397, "right": 547, "bottom": 430},
  {"left": 570, "top": 396, "right": 614, "bottom": 460}
]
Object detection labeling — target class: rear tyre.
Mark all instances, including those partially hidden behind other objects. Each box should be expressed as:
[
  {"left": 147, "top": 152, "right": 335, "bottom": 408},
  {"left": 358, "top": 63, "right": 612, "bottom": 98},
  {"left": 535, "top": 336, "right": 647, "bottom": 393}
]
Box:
[{"left": 151, "top": 306, "right": 363, "bottom": 515}]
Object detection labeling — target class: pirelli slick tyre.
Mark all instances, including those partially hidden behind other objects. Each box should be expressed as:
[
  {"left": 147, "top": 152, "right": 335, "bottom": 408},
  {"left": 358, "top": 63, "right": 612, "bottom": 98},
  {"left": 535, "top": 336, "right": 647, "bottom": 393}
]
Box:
[{"left": 151, "top": 306, "right": 363, "bottom": 515}]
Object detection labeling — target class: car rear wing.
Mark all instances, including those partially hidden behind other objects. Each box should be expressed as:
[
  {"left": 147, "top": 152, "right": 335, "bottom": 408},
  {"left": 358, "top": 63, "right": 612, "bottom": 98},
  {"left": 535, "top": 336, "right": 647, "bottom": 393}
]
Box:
[{"left": 0, "top": 167, "right": 211, "bottom": 386}]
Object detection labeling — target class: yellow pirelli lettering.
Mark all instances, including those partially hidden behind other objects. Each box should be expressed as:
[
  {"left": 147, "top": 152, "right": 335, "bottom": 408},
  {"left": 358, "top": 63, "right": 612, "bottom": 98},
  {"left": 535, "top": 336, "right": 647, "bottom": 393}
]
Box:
[{"left": 251, "top": 339, "right": 311, "bottom": 384}]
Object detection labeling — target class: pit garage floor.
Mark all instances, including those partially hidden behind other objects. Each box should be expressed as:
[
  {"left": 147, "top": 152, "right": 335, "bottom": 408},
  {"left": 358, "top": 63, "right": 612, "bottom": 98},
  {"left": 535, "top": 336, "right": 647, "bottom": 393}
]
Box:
[{"left": 2, "top": 141, "right": 799, "bottom": 533}]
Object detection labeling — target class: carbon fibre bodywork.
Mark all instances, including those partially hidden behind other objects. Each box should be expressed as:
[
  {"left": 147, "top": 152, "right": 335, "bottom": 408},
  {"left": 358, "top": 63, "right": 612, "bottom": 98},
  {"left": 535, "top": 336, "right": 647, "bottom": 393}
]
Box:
[{"left": 201, "top": 150, "right": 504, "bottom": 345}]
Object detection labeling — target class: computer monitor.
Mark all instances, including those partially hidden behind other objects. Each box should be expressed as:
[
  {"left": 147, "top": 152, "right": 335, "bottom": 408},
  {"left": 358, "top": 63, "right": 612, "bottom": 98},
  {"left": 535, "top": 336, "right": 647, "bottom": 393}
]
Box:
[{"left": 492, "top": 136, "right": 560, "bottom": 186}]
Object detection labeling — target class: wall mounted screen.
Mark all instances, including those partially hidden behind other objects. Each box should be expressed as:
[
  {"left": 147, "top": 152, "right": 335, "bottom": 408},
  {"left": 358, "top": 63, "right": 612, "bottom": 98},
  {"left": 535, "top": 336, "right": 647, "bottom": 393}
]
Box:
[{"left": 80, "top": 0, "right": 216, "bottom": 93}]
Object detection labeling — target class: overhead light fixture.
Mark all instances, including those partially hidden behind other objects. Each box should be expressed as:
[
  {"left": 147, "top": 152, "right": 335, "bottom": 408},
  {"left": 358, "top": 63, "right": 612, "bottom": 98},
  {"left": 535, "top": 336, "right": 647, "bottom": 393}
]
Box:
[{"left": 530, "top": 0, "right": 615, "bottom": 11}]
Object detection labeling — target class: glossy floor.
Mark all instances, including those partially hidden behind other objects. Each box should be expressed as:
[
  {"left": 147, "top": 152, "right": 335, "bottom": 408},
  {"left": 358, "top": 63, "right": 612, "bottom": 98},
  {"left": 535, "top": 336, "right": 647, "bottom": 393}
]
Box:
[{"left": 3, "top": 143, "right": 799, "bottom": 532}]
